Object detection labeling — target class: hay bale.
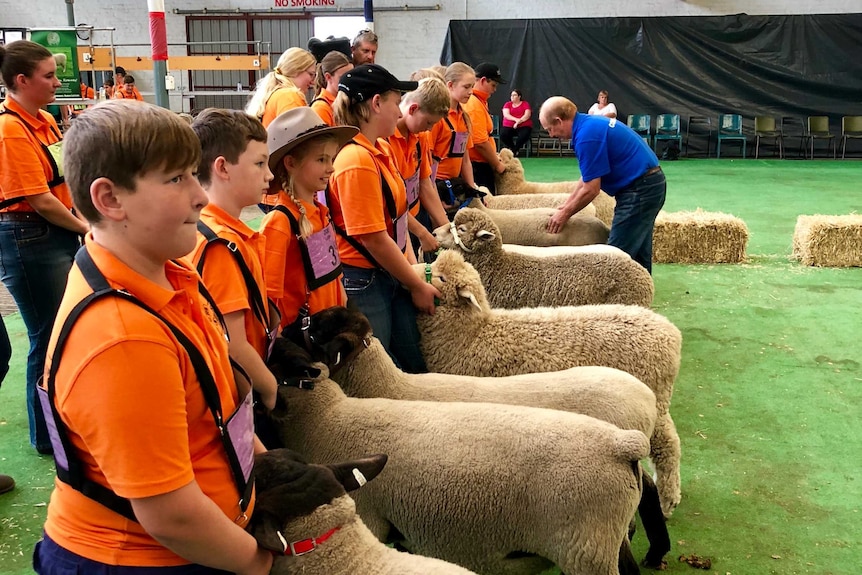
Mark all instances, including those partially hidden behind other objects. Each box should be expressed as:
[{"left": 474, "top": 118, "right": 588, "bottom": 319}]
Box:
[
  {"left": 793, "top": 215, "right": 862, "bottom": 267},
  {"left": 653, "top": 209, "right": 748, "bottom": 264}
]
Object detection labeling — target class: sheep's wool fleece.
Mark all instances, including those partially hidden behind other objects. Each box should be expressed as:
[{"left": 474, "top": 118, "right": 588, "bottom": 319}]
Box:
[
  {"left": 269, "top": 495, "right": 479, "bottom": 575},
  {"left": 275, "top": 374, "right": 647, "bottom": 575},
  {"left": 335, "top": 336, "right": 657, "bottom": 438}
]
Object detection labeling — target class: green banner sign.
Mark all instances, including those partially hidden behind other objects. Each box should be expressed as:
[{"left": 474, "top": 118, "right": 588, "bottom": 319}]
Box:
[{"left": 30, "top": 29, "right": 80, "bottom": 98}]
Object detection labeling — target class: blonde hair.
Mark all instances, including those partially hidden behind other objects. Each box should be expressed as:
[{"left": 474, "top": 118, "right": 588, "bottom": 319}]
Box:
[
  {"left": 402, "top": 77, "right": 450, "bottom": 117},
  {"left": 315, "top": 50, "right": 352, "bottom": 92},
  {"left": 444, "top": 62, "right": 474, "bottom": 86},
  {"left": 409, "top": 67, "right": 444, "bottom": 82},
  {"left": 332, "top": 91, "right": 373, "bottom": 128},
  {"left": 245, "top": 47, "right": 316, "bottom": 118},
  {"left": 275, "top": 133, "right": 340, "bottom": 239}
]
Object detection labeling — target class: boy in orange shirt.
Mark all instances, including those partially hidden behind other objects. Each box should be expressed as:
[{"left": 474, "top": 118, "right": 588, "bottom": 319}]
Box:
[
  {"left": 189, "top": 108, "right": 280, "bottom": 413},
  {"left": 112, "top": 74, "right": 144, "bottom": 101},
  {"left": 34, "top": 100, "right": 271, "bottom": 575},
  {"left": 260, "top": 107, "right": 357, "bottom": 330},
  {"left": 388, "top": 76, "right": 450, "bottom": 257}
]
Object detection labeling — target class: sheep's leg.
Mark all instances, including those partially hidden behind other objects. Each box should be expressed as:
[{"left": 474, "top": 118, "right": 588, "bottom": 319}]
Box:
[
  {"left": 649, "top": 412, "right": 682, "bottom": 517},
  {"left": 618, "top": 537, "right": 641, "bottom": 575},
  {"left": 638, "top": 472, "right": 670, "bottom": 569}
]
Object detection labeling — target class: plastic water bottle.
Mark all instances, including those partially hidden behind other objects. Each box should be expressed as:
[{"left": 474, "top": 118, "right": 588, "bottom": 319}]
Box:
[{"left": 98, "top": 86, "right": 106, "bottom": 100}]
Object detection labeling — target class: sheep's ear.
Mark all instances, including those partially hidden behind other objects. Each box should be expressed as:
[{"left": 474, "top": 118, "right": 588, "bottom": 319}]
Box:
[
  {"left": 328, "top": 454, "right": 388, "bottom": 492},
  {"left": 475, "top": 230, "right": 496, "bottom": 242},
  {"left": 457, "top": 288, "right": 483, "bottom": 311}
]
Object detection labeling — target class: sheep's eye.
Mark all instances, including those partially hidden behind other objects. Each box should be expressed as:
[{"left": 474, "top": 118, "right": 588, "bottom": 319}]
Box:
[
  {"left": 457, "top": 225, "right": 467, "bottom": 233},
  {"left": 438, "top": 275, "right": 447, "bottom": 283}
]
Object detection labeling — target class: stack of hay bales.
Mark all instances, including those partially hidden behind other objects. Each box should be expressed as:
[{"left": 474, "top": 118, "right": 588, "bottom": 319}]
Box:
[
  {"left": 792, "top": 215, "right": 862, "bottom": 267},
  {"left": 653, "top": 209, "right": 749, "bottom": 264}
]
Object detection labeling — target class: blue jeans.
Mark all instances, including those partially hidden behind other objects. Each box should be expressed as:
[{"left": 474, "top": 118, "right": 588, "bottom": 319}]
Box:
[
  {"left": 0, "top": 220, "right": 78, "bottom": 451},
  {"left": 607, "top": 169, "right": 667, "bottom": 274},
  {"left": 342, "top": 265, "right": 428, "bottom": 374},
  {"left": 34, "top": 533, "right": 231, "bottom": 575}
]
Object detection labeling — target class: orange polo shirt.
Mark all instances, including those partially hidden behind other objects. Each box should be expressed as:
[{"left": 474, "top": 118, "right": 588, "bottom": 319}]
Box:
[
  {"left": 259, "top": 192, "right": 346, "bottom": 328},
  {"left": 0, "top": 97, "right": 73, "bottom": 212},
  {"left": 43, "top": 238, "right": 253, "bottom": 567},
  {"left": 113, "top": 86, "right": 143, "bottom": 101},
  {"left": 328, "top": 133, "right": 409, "bottom": 269},
  {"left": 464, "top": 88, "right": 496, "bottom": 163},
  {"left": 261, "top": 87, "right": 308, "bottom": 128},
  {"left": 388, "top": 126, "right": 432, "bottom": 217},
  {"left": 189, "top": 203, "right": 270, "bottom": 358},
  {"left": 430, "top": 105, "right": 474, "bottom": 181},
  {"left": 310, "top": 90, "right": 336, "bottom": 126}
]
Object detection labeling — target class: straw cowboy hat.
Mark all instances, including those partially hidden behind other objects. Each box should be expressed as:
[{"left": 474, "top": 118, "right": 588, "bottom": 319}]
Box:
[{"left": 267, "top": 107, "right": 358, "bottom": 173}]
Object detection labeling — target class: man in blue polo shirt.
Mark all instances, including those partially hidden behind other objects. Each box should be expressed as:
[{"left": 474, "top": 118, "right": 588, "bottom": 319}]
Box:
[{"left": 539, "top": 96, "right": 666, "bottom": 273}]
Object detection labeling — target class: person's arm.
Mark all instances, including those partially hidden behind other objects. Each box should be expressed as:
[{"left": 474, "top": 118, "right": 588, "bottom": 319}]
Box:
[
  {"left": 26, "top": 193, "right": 90, "bottom": 234},
  {"left": 519, "top": 108, "right": 532, "bottom": 123},
  {"left": 132, "top": 482, "right": 272, "bottom": 575},
  {"left": 358, "top": 231, "right": 440, "bottom": 314},
  {"left": 459, "top": 154, "right": 477, "bottom": 189},
  {"left": 501, "top": 106, "right": 518, "bottom": 123},
  {"left": 418, "top": 176, "right": 448, "bottom": 229},
  {"left": 472, "top": 139, "right": 506, "bottom": 173},
  {"left": 547, "top": 177, "right": 602, "bottom": 234},
  {"left": 605, "top": 104, "right": 618, "bottom": 119},
  {"left": 223, "top": 311, "right": 278, "bottom": 411},
  {"left": 408, "top": 213, "right": 439, "bottom": 256}
]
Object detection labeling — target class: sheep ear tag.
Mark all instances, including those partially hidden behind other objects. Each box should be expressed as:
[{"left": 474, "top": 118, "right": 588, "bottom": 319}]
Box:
[{"left": 328, "top": 454, "right": 388, "bottom": 491}]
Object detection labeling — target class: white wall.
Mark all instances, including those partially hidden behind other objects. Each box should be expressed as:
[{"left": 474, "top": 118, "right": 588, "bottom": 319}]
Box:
[{"left": 2, "top": 0, "right": 859, "bottom": 109}]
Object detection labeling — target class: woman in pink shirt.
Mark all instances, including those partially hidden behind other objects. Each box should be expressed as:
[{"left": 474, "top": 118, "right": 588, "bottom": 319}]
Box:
[{"left": 500, "top": 89, "right": 533, "bottom": 156}]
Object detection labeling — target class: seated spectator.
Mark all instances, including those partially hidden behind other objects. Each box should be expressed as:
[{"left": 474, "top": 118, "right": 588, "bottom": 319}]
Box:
[
  {"left": 500, "top": 88, "right": 533, "bottom": 156},
  {"left": 588, "top": 89, "right": 617, "bottom": 118}
]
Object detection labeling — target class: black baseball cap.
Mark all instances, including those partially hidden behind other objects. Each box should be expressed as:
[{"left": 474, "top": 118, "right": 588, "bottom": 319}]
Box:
[
  {"left": 474, "top": 62, "right": 507, "bottom": 84},
  {"left": 338, "top": 64, "right": 418, "bottom": 102}
]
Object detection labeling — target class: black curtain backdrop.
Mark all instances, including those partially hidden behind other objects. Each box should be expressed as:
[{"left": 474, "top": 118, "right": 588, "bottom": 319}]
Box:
[{"left": 441, "top": 14, "right": 862, "bottom": 155}]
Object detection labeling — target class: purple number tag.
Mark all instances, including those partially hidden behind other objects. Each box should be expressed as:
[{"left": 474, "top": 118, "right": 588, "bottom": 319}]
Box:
[
  {"left": 451, "top": 131, "right": 468, "bottom": 155},
  {"left": 405, "top": 170, "right": 420, "bottom": 207},
  {"left": 224, "top": 391, "right": 255, "bottom": 482},
  {"left": 37, "top": 382, "right": 69, "bottom": 471},
  {"left": 305, "top": 224, "right": 341, "bottom": 281},
  {"left": 430, "top": 160, "right": 440, "bottom": 182},
  {"left": 394, "top": 212, "right": 408, "bottom": 251}
]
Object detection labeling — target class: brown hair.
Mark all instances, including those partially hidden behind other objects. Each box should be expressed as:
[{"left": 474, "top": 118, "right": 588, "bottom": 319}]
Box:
[
  {"left": 191, "top": 108, "right": 267, "bottom": 186},
  {"left": 351, "top": 29, "right": 378, "bottom": 50},
  {"left": 0, "top": 40, "right": 53, "bottom": 90},
  {"left": 315, "top": 51, "right": 352, "bottom": 92},
  {"left": 64, "top": 101, "right": 201, "bottom": 223}
]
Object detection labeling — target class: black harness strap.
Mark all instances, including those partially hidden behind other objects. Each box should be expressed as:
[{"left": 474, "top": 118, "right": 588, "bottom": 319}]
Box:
[
  {"left": 326, "top": 141, "right": 406, "bottom": 268},
  {"left": 42, "top": 247, "right": 254, "bottom": 522},
  {"left": 0, "top": 107, "right": 64, "bottom": 189},
  {"left": 195, "top": 221, "right": 273, "bottom": 339}
]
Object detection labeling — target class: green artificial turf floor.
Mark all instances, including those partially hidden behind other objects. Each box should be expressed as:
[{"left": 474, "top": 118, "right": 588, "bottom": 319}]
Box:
[{"left": 1, "top": 158, "right": 860, "bottom": 574}]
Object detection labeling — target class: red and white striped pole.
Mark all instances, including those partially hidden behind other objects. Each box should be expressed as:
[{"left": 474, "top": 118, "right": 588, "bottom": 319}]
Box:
[{"left": 148, "top": 0, "right": 169, "bottom": 108}]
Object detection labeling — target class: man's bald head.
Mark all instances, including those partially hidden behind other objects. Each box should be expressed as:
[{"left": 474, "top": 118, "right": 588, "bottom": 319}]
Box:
[
  {"left": 539, "top": 96, "right": 578, "bottom": 126},
  {"left": 540, "top": 96, "right": 578, "bottom": 139}
]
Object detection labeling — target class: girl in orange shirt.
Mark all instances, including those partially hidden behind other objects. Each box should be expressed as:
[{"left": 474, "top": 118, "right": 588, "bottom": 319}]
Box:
[
  {"left": 310, "top": 51, "right": 353, "bottom": 127},
  {"left": 246, "top": 47, "right": 317, "bottom": 128},
  {"left": 260, "top": 107, "right": 357, "bottom": 330}
]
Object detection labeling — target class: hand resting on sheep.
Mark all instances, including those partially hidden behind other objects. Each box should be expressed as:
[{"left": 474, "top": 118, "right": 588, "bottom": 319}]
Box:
[
  {"left": 278, "top": 305, "right": 671, "bottom": 569},
  {"left": 267, "top": 338, "right": 651, "bottom": 575},
  {"left": 434, "top": 207, "right": 654, "bottom": 308},
  {"left": 413, "top": 250, "right": 683, "bottom": 517},
  {"left": 465, "top": 198, "right": 609, "bottom": 247},
  {"left": 251, "top": 448, "right": 480, "bottom": 574}
]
